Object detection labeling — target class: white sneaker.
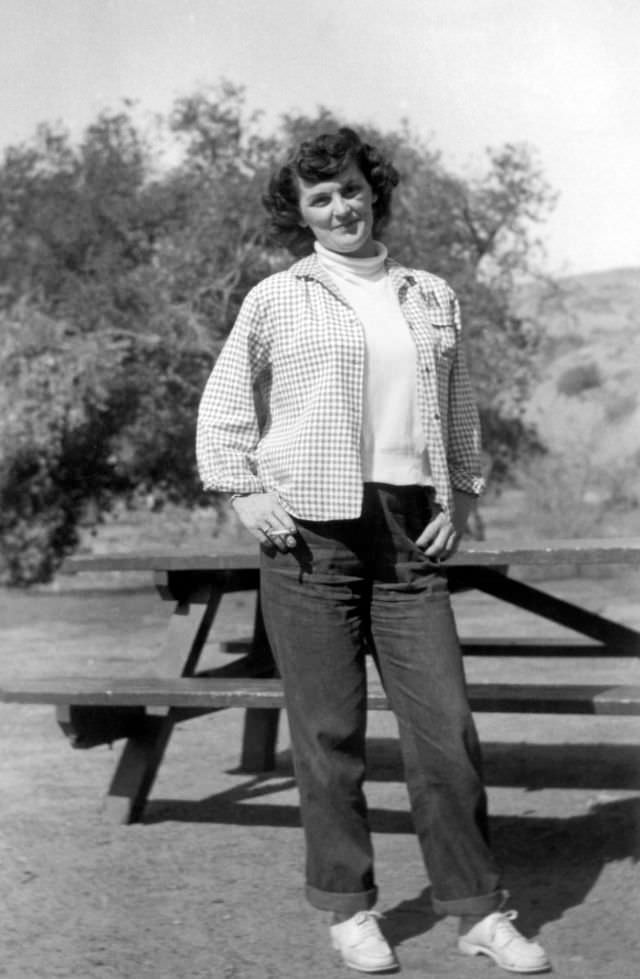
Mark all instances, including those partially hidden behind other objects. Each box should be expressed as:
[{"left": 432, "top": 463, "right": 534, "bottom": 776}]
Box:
[
  {"left": 458, "top": 909, "right": 550, "bottom": 973},
  {"left": 330, "top": 910, "right": 398, "bottom": 973}
]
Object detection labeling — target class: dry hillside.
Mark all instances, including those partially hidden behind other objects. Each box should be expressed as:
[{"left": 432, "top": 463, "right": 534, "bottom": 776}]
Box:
[
  {"left": 494, "top": 266, "right": 640, "bottom": 539},
  {"left": 523, "top": 266, "right": 640, "bottom": 466}
]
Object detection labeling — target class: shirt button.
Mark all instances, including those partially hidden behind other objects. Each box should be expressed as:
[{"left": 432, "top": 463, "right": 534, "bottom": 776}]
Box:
[{"left": 434, "top": 412, "right": 440, "bottom": 420}]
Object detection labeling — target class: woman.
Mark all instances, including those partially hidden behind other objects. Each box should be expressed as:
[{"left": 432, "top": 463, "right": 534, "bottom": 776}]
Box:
[{"left": 196, "top": 128, "right": 550, "bottom": 975}]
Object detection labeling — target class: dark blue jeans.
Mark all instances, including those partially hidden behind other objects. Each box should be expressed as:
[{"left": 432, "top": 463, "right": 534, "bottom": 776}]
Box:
[{"left": 259, "top": 483, "right": 502, "bottom": 918}]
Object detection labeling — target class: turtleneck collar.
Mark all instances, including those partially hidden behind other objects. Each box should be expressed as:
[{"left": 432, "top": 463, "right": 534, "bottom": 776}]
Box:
[{"left": 314, "top": 240, "right": 388, "bottom": 281}]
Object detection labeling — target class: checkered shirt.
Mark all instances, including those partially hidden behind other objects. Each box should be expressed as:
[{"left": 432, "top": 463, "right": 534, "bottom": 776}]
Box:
[{"left": 196, "top": 253, "right": 485, "bottom": 520}]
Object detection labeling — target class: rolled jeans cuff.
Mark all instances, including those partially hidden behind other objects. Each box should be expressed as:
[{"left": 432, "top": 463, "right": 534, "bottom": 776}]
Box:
[
  {"left": 305, "top": 883, "right": 378, "bottom": 915},
  {"left": 432, "top": 887, "right": 505, "bottom": 918}
]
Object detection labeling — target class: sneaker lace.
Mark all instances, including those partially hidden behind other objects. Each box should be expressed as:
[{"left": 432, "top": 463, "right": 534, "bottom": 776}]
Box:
[
  {"left": 355, "top": 911, "right": 385, "bottom": 943},
  {"left": 493, "top": 910, "right": 526, "bottom": 947}
]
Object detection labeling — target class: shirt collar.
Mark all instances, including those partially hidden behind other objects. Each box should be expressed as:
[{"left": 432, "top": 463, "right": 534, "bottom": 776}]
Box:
[{"left": 290, "top": 251, "right": 417, "bottom": 301}]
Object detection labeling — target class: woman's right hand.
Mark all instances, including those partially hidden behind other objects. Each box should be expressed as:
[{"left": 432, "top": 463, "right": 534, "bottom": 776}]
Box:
[{"left": 231, "top": 492, "right": 297, "bottom": 551}]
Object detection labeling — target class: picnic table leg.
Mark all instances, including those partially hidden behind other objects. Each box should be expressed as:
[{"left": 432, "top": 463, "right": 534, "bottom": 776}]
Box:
[
  {"left": 102, "top": 589, "right": 223, "bottom": 824},
  {"left": 240, "top": 597, "right": 280, "bottom": 772},
  {"left": 466, "top": 568, "right": 640, "bottom": 653},
  {"left": 101, "top": 714, "right": 175, "bottom": 824}
]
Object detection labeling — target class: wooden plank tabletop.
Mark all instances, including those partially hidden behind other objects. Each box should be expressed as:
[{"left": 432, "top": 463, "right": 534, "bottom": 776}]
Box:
[{"left": 61, "top": 538, "right": 640, "bottom": 574}]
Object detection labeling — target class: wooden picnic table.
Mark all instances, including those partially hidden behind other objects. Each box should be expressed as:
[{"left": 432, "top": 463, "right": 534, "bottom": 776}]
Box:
[{"left": 2, "top": 538, "right": 639, "bottom": 824}]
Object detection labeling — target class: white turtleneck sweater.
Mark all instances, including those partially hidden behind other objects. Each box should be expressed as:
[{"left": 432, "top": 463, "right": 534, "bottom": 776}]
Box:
[{"left": 315, "top": 241, "right": 432, "bottom": 486}]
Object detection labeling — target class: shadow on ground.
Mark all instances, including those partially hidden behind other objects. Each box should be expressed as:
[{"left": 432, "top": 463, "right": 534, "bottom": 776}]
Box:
[
  {"left": 147, "top": 737, "right": 640, "bottom": 821},
  {"left": 145, "top": 738, "right": 639, "bottom": 943}
]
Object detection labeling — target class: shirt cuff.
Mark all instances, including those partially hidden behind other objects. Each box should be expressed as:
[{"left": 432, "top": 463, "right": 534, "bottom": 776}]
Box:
[{"left": 450, "top": 469, "right": 485, "bottom": 496}]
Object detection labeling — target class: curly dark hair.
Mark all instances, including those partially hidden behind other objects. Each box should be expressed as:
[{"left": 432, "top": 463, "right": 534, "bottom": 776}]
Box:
[{"left": 263, "top": 127, "right": 399, "bottom": 256}]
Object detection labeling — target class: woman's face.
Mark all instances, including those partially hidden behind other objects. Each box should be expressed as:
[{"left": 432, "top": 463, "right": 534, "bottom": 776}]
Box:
[{"left": 297, "top": 161, "right": 377, "bottom": 258}]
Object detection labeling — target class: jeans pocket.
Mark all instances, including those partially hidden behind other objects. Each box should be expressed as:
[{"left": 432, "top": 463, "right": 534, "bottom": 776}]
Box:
[
  {"left": 383, "top": 484, "right": 435, "bottom": 550},
  {"left": 290, "top": 518, "right": 361, "bottom": 579}
]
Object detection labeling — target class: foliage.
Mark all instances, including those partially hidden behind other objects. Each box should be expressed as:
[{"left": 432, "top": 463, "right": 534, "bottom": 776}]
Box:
[
  {"left": 0, "top": 305, "right": 131, "bottom": 583},
  {"left": 0, "top": 82, "right": 555, "bottom": 583}
]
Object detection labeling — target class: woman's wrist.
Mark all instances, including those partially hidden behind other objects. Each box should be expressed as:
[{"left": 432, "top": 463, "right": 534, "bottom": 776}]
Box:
[{"left": 229, "top": 492, "right": 250, "bottom": 504}]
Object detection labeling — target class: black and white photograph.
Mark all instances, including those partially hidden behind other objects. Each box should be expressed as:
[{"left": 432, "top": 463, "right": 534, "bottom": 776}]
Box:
[{"left": 1, "top": 2, "right": 639, "bottom": 977}]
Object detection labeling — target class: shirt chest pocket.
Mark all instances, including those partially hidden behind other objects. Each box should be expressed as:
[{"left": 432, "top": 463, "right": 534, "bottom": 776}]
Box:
[{"left": 428, "top": 312, "right": 457, "bottom": 363}]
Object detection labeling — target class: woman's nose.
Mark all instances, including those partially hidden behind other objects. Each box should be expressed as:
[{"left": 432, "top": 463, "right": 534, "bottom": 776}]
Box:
[{"left": 332, "top": 194, "right": 353, "bottom": 216}]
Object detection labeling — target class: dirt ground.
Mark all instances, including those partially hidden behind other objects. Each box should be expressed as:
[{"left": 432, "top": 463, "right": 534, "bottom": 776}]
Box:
[{"left": 1, "top": 567, "right": 639, "bottom": 979}]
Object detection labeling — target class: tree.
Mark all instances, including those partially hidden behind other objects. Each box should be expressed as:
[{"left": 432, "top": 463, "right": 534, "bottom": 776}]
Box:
[
  {"left": 0, "top": 304, "right": 134, "bottom": 584},
  {"left": 0, "top": 84, "right": 555, "bottom": 583}
]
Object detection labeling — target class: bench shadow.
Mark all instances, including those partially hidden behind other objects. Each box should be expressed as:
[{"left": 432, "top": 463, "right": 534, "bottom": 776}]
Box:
[
  {"left": 145, "top": 738, "right": 640, "bottom": 941},
  {"left": 362, "top": 738, "right": 640, "bottom": 790}
]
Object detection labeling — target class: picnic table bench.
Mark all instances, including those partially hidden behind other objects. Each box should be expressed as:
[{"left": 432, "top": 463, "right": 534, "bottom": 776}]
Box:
[{"left": 2, "top": 538, "right": 639, "bottom": 824}]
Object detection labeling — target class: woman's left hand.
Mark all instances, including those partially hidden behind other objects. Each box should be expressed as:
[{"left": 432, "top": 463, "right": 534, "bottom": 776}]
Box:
[{"left": 415, "top": 490, "right": 476, "bottom": 561}]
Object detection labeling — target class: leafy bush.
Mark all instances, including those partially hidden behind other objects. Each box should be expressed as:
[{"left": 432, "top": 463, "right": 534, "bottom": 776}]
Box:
[{"left": 0, "top": 306, "right": 133, "bottom": 583}]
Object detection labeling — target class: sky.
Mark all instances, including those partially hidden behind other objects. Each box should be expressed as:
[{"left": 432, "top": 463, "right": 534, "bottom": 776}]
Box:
[{"left": 2, "top": 0, "right": 639, "bottom": 275}]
